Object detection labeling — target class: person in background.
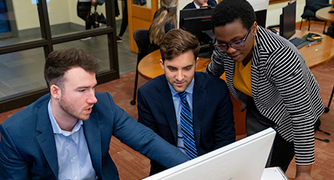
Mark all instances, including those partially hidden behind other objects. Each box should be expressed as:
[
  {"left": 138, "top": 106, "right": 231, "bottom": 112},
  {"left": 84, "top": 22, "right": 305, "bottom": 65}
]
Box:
[
  {"left": 138, "top": 29, "right": 235, "bottom": 175},
  {"left": 0, "top": 49, "right": 189, "bottom": 179},
  {"left": 182, "top": 0, "right": 217, "bottom": 9},
  {"left": 147, "top": 0, "right": 178, "bottom": 53},
  {"left": 205, "top": 0, "right": 324, "bottom": 179},
  {"left": 116, "top": 0, "right": 128, "bottom": 42},
  {"left": 77, "top": 0, "right": 92, "bottom": 30},
  {"left": 77, "top": 0, "right": 113, "bottom": 40}
]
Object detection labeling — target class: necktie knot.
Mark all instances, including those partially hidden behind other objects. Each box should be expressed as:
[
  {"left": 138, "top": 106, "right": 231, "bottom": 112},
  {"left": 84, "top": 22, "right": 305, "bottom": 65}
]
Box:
[{"left": 178, "top": 91, "right": 187, "bottom": 101}]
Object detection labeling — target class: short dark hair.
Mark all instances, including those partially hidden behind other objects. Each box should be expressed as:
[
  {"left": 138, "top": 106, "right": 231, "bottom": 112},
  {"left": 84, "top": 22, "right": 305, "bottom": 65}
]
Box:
[
  {"left": 211, "top": 0, "right": 256, "bottom": 31},
  {"left": 44, "top": 48, "right": 99, "bottom": 88},
  {"left": 159, "top": 29, "right": 200, "bottom": 62}
]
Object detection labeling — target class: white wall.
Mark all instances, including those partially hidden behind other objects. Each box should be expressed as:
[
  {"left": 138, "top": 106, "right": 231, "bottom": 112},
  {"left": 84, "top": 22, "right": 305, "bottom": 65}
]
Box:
[
  {"left": 12, "top": 0, "right": 42, "bottom": 30},
  {"left": 266, "top": 0, "right": 305, "bottom": 27},
  {"left": 12, "top": 0, "right": 123, "bottom": 31}
]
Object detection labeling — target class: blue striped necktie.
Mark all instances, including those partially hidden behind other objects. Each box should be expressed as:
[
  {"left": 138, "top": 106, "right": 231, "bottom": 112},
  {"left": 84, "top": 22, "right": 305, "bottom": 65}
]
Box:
[{"left": 178, "top": 91, "right": 198, "bottom": 159}]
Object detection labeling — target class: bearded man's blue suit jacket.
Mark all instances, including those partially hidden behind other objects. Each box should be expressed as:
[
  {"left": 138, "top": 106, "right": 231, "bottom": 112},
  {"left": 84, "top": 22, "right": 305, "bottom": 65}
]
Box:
[{"left": 0, "top": 93, "right": 188, "bottom": 179}]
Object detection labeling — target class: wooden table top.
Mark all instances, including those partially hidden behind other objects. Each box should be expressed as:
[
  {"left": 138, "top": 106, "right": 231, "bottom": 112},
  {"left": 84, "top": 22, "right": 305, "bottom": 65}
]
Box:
[
  {"left": 293, "top": 30, "right": 334, "bottom": 68},
  {"left": 316, "top": 6, "right": 334, "bottom": 23},
  {"left": 138, "top": 30, "right": 334, "bottom": 79},
  {"left": 138, "top": 51, "right": 211, "bottom": 80}
]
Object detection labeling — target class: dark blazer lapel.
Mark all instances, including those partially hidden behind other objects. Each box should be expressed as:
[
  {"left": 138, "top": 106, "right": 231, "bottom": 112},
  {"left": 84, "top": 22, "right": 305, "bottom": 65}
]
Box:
[
  {"left": 159, "top": 79, "right": 178, "bottom": 144},
  {"left": 193, "top": 73, "right": 206, "bottom": 146},
  {"left": 83, "top": 113, "right": 102, "bottom": 178},
  {"left": 35, "top": 105, "right": 58, "bottom": 179}
]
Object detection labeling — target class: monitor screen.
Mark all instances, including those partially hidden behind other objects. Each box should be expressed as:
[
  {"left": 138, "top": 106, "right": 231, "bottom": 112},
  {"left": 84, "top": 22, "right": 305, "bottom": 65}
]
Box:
[
  {"left": 143, "top": 128, "right": 276, "bottom": 180},
  {"left": 247, "top": 0, "right": 269, "bottom": 27},
  {"left": 280, "top": 1, "right": 296, "bottom": 39},
  {"left": 179, "top": 7, "right": 215, "bottom": 46},
  {"left": 255, "top": 9, "right": 267, "bottom": 28}
]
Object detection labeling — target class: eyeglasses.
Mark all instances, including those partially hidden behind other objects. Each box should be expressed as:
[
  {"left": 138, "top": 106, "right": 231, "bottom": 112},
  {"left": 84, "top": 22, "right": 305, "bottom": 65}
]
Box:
[{"left": 214, "top": 28, "right": 252, "bottom": 52}]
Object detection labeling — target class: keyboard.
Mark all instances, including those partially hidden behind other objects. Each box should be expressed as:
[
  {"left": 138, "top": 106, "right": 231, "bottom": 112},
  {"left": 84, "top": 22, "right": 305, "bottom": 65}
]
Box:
[{"left": 289, "top": 37, "right": 309, "bottom": 49}]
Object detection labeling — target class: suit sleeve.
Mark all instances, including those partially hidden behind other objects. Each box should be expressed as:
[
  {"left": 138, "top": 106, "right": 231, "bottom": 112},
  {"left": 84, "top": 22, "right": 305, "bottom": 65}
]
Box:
[
  {"left": 213, "top": 81, "right": 236, "bottom": 149},
  {"left": 104, "top": 93, "right": 189, "bottom": 168},
  {"left": 137, "top": 88, "right": 157, "bottom": 132},
  {"left": 0, "top": 125, "right": 30, "bottom": 180}
]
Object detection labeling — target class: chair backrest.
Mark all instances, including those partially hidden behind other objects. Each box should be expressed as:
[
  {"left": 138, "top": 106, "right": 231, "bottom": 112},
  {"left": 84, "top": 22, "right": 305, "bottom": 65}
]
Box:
[
  {"left": 306, "top": 0, "right": 329, "bottom": 6},
  {"left": 302, "top": 0, "right": 330, "bottom": 19},
  {"left": 133, "top": 29, "right": 150, "bottom": 61}
]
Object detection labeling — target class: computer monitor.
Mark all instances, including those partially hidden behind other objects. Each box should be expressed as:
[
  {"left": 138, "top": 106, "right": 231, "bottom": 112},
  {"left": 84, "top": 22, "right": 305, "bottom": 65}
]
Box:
[
  {"left": 179, "top": 8, "right": 267, "bottom": 43},
  {"left": 280, "top": 1, "right": 296, "bottom": 39},
  {"left": 179, "top": 7, "right": 215, "bottom": 46},
  {"left": 247, "top": 0, "right": 269, "bottom": 27},
  {"left": 144, "top": 128, "right": 276, "bottom": 180},
  {"left": 255, "top": 9, "right": 267, "bottom": 28}
]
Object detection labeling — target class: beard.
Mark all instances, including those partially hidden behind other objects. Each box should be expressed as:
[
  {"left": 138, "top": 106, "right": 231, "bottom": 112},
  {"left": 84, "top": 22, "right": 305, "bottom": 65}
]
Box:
[{"left": 59, "top": 98, "right": 91, "bottom": 121}]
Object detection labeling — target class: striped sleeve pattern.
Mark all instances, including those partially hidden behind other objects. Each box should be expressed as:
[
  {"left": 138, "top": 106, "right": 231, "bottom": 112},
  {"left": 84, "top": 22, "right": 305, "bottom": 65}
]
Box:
[
  {"left": 206, "top": 26, "right": 324, "bottom": 165},
  {"left": 205, "top": 49, "right": 226, "bottom": 77}
]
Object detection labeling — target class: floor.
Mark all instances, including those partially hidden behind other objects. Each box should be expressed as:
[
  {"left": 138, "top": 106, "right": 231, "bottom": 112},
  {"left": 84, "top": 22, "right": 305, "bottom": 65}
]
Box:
[{"left": 0, "top": 22, "right": 333, "bottom": 179}]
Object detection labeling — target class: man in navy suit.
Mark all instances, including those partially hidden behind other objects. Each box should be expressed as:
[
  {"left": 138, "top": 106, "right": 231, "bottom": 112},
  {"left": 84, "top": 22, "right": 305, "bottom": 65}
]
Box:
[
  {"left": 137, "top": 29, "right": 235, "bottom": 175},
  {"left": 0, "top": 49, "right": 188, "bottom": 179},
  {"left": 183, "top": 0, "right": 217, "bottom": 9}
]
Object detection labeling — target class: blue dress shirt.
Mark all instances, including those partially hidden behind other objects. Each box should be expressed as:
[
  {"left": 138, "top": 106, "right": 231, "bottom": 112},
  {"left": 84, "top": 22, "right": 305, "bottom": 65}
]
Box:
[
  {"left": 168, "top": 78, "right": 195, "bottom": 155},
  {"left": 48, "top": 101, "right": 97, "bottom": 180}
]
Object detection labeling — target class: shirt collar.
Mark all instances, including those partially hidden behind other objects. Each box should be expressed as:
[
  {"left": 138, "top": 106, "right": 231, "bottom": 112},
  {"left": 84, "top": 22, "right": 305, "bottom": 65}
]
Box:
[
  {"left": 48, "top": 100, "right": 83, "bottom": 136},
  {"left": 168, "top": 77, "right": 195, "bottom": 97},
  {"left": 193, "top": 2, "right": 201, "bottom": 9}
]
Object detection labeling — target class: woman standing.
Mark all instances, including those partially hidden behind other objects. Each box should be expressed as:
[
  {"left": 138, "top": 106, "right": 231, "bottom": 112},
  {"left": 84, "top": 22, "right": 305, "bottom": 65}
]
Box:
[{"left": 206, "top": 0, "right": 324, "bottom": 179}]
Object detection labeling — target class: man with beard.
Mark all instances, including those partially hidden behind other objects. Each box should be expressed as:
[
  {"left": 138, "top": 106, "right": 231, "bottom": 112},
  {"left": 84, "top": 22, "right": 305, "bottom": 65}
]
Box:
[{"left": 0, "top": 48, "right": 188, "bottom": 180}]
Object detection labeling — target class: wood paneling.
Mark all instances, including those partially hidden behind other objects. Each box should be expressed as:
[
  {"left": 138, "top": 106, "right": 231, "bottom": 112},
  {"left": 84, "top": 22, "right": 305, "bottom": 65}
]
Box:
[{"left": 128, "top": 0, "right": 158, "bottom": 52}]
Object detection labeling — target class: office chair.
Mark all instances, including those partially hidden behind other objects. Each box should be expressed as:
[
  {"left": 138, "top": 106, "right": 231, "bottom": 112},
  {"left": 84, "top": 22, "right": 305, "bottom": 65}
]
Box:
[
  {"left": 130, "top": 29, "right": 150, "bottom": 105},
  {"left": 299, "top": 0, "right": 331, "bottom": 34}
]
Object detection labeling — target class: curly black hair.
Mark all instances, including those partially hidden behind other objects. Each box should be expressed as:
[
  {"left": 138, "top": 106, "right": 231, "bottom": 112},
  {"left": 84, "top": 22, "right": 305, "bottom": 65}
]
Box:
[{"left": 211, "top": 0, "right": 256, "bottom": 31}]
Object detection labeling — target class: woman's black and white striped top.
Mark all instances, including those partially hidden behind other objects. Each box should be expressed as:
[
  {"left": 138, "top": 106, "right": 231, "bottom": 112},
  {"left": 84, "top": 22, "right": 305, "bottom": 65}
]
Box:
[{"left": 206, "top": 26, "right": 324, "bottom": 165}]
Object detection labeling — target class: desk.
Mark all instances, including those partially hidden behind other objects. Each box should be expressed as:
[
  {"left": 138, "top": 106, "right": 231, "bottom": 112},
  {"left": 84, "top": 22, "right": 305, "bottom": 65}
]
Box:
[
  {"left": 292, "top": 30, "right": 334, "bottom": 68},
  {"left": 138, "top": 30, "right": 334, "bottom": 135},
  {"left": 316, "top": 6, "right": 334, "bottom": 38},
  {"left": 138, "top": 51, "right": 210, "bottom": 80},
  {"left": 316, "top": 6, "right": 334, "bottom": 23}
]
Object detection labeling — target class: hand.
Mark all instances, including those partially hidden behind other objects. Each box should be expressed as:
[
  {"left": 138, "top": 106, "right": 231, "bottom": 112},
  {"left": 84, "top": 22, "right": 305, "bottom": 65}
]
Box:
[{"left": 295, "top": 165, "right": 313, "bottom": 180}]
